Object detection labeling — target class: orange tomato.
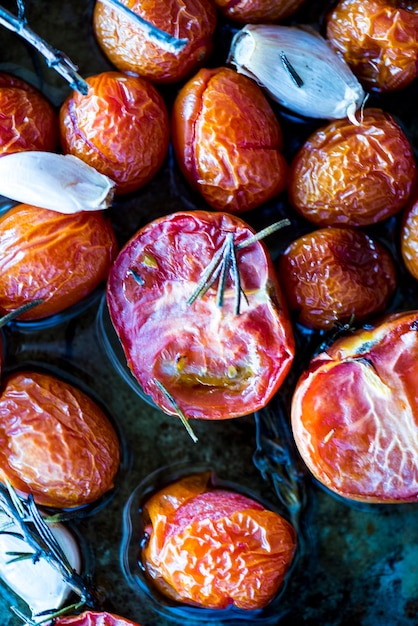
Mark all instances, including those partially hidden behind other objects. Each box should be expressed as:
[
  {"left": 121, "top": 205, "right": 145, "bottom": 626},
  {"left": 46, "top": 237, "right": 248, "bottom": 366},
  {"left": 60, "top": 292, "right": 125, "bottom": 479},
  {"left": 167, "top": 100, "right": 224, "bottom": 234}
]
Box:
[{"left": 213, "top": 0, "right": 306, "bottom": 23}]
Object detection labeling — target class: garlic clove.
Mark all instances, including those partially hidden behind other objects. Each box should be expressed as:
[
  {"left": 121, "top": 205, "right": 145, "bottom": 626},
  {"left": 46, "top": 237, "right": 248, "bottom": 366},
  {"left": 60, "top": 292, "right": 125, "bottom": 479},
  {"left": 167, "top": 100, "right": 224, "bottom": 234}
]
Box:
[
  {"left": 228, "top": 24, "right": 366, "bottom": 123},
  {"left": 0, "top": 151, "right": 115, "bottom": 213}
]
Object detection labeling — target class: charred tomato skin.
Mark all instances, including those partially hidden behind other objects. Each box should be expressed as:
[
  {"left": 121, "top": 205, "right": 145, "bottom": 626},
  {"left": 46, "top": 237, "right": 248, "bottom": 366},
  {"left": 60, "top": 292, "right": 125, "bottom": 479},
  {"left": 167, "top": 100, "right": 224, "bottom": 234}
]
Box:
[
  {"left": 172, "top": 67, "right": 288, "bottom": 214},
  {"left": 291, "top": 311, "right": 418, "bottom": 504},
  {"left": 288, "top": 108, "right": 417, "bottom": 227},
  {"left": 59, "top": 71, "right": 170, "bottom": 195},
  {"left": 0, "top": 203, "right": 118, "bottom": 321},
  {"left": 279, "top": 227, "right": 397, "bottom": 330},
  {"left": 51, "top": 611, "right": 141, "bottom": 625},
  {"left": 401, "top": 197, "right": 418, "bottom": 281},
  {"left": 213, "top": 0, "right": 306, "bottom": 23}
]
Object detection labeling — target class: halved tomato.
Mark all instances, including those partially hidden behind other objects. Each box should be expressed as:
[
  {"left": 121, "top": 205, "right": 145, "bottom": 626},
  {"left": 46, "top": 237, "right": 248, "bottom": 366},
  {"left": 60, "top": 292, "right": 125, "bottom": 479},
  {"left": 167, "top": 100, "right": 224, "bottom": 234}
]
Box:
[{"left": 53, "top": 612, "right": 141, "bottom": 626}]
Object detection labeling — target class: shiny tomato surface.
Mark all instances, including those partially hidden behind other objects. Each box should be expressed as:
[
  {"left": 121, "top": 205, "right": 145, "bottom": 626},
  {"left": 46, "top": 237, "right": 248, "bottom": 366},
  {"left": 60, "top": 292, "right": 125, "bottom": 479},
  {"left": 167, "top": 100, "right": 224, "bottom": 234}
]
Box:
[
  {"left": 291, "top": 311, "right": 418, "bottom": 503},
  {"left": 0, "top": 370, "right": 120, "bottom": 508},
  {"left": 93, "top": 0, "right": 217, "bottom": 84},
  {"left": 53, "top": 611, "right": 141, "bottom": 625},
  {"left": 0, "top": 72, "right": 58, "bottom": 154},
  {"left": 59, "top": 72, "right": 169, "bottom": 194},
  {"left": 326, "top": 0, "right": 418, "bottom": 92},
  {"left": 279, "top": 227, "right": 397, "bottom": 330},
  {"left": 142, "top": 472, "right": 296, "bottom": 609},
  {"left": 288, "top": 108, "right": 417, "bottom": 227},
  {"left": 107, "top": 211, "right": 295, "bottom": 420},
  {"left": 213, "top": 0, "right": 306, "bottom": 22},
  {"left": 401, "top": 197, "right": 418, "bottom": 281},
  {"left": 172, "top": 67, "right": 288, "bottom": 213},
  {"left": 0, "top": 203, "right": 118, "bottom": 321}
]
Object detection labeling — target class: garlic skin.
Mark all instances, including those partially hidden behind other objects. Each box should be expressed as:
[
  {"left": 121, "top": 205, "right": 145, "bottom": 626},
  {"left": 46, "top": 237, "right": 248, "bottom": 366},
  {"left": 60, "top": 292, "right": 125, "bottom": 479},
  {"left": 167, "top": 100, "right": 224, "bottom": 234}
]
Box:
[
  {"left": 0, "top": 151, "right": 115, "bottom": 213},
  {"left": 228, "top": 24, "right": 366, "bottom": 123}
]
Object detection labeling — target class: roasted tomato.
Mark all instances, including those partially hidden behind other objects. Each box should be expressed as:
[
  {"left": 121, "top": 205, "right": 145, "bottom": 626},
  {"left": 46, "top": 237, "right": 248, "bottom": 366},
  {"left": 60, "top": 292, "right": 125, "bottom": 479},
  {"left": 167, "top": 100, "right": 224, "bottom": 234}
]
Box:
[
  {"left": 326, "top": 0, "right": 418, "bottom": 92},
  {"left": 288, "top": 108, "right": 417, "bottom": 227},
  {"left": 141, "top": 471, "right": 296, "bottom": 609},
  {"left": 93, "top": 0, "right": 217, "bottom": 84},
  {"left": 213, "top": 0, "right": 306, "bottom": 23},
  {"left": 172, "top": 67, "right": 288, "bottom": 214},
  {"left": 0, "top": 203, "right": 118, "bottom": 321},
  {"left": 59, "top": 72, "right": 169, "bottom": 195},
  {"left": 401, "top": 196, "right": 418, "bottom": 281},
  {"left": 279, "top": 227, "right": 397, "bottom": 330},
  {"left": 53, "top": 612, "right": 141, "bottom": 626},
  {"left": 0, "top": 72, "right": 58, "bottom": 155},
  {"left": 0, "top": 370, "right": 120, "bottom": 508},
  {"left": 291, "top": 310, "right": 418, "bottom": 503},
  {"left": 107, "top": 211, "right": 294, "bottom": 420}
]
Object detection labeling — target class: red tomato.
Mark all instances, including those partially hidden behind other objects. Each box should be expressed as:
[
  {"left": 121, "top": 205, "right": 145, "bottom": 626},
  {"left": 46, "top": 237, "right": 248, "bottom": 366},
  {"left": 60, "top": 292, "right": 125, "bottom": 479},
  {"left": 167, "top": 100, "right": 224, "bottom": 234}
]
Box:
[
  {"left": 291, "top": 311, "right": 418, "bottom": 503},
  {"left": 59, "top": 72, "right": 170, "bottom": 195},
  {"left": 401, "top": 197, "right": 418, "bottom": 281},
  {"left": 288, "top": 108, "right": 417, "bottom": 227},
  {"left": 93, "top": 0, "right": 217, "bottom": 84},
  {"left": 53, "top": 611, "right": 141, "bottom": 626},
  {"left": 106, "top": 211, "right": 295, "bottom": 420},
  {"left": 141, "top": 472, "right": 296, "bottom": 609},
  {"left": 326, "top": 0, "right": 418, "bottom": 92},
  {"left": 0, "top": 204, "right": 118, "bottom": 321},
  {"left": 0, "top": 370, "right": 120, "bottom": 508},
  {"left": 213, "top": 0, "right": 306, "bottom": 23},
  {"left": 172, "top": 67, "right": 288, "bottom": 214}
]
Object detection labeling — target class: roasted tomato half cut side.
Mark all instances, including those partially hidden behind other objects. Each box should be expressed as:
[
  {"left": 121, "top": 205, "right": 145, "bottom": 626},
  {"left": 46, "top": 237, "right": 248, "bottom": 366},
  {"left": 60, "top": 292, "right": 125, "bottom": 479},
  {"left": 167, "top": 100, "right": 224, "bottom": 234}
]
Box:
[{"left": 53, "top": 611, "right": 142, "bottom": 626}]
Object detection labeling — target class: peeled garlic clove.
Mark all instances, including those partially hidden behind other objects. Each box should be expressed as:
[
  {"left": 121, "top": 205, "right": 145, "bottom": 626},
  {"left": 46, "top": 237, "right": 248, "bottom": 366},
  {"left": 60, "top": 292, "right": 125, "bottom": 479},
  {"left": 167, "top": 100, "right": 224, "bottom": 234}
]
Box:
[
  {"left": 228, "top": 24, "right": 366, "bottom": 123},
  {"left": 0, "top": 151, "right": 115, "bottom": 213}
]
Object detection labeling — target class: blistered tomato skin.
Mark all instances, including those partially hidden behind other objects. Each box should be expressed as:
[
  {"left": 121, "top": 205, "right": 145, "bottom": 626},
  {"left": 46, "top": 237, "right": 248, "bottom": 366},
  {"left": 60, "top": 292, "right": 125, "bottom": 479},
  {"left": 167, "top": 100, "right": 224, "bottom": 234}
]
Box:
[
  {"left": 172, "top": 67, "right": 288, "bottom": 214},
  {"left": 93, "top": 0, "right": 217, "bottom": 84},
  {"left": 291, "top": 311, "right": 418, "bottom": 503},
  {"left": 52, "top": 611, "right": 141, "bottom": 625},
  {"left": 401, "top": 199, "right": 418, "bottom": 281},
  {"left": 279, "top": 227, "right": 397, "bottom": 330},
  {"left": 289, "top": 108, "right": 417, "bottom": 227},
  {"left": 59, "top": 72, "right": 170, "bottom": 195},
  {"left": 0, "top": 203, "right": 118, "bottom": 321},
  {"left": 107, "top": 211, "right": 295, "bottom": 420},
  {"left": 142, "top": 473, "right": 296, "bottom": 609},
  {"left": 0, "top": 72, "right": 58, "bottom": 154},
  {"left": 0, "top": 371, "right": 120, "bottom": 509},
  {"left": 213, "top": 0, "right": 306, "bottom": 23},
  {"left": 326, "top": 0, "right": 418, "bottom": 92}
]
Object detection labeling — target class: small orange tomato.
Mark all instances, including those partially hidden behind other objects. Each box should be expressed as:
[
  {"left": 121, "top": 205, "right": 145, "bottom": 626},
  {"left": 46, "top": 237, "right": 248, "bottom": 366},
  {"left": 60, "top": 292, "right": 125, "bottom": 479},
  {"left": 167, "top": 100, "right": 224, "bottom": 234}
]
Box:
[
  {"left": 279, "top": 227, "right": 397, "bottom": 330},
  {"left": 0, "top": 370, "right": 120, "bottom": 508},
  {"left": 288, "top": 108, "right": 417, "bottom": 227},
  {"left": 59, "top": 72, "right": 170, "bottom": 195},
  {"left": 0, "top": 203, "right": 118, "bottom": 321},
  {"left": 53, "top": 612, "right": 141, "bottom": 626},
  {"left": 213, "top": 0, "right": 306, "bottom": 23},
  {"left": 401, "top": 197, "right": 418, "bottom": 281},
  {"left": 172, "top": 67, "right": 288, "bottom": 213}
]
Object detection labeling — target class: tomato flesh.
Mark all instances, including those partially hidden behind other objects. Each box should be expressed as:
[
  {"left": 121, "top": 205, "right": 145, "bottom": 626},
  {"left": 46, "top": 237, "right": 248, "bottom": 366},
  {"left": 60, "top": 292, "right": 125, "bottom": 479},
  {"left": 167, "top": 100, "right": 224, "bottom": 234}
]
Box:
[{"left": 53, "top": 612, "right": 141, "bottom": 626}]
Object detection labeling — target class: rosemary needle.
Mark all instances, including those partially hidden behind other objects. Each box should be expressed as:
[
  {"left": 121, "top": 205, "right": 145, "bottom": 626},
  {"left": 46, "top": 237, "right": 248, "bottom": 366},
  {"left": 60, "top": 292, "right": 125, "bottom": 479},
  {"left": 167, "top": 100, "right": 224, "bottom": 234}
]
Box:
[{"left": 153, "top": 379, "right": 198, "bottom": 443}]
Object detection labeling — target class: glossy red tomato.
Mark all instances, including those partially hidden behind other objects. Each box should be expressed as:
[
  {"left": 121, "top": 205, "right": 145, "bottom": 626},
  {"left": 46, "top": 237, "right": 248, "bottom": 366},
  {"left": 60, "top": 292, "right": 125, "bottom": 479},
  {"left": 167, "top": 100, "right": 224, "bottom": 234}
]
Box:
[
  {"left": 59, "top": 72, "right": 170, "bottom": 195},
  {"left": 172, "top": 67, "right": 288, "bottom": 214},
  {"left": 291, "top": 310, "right": 418, "bottom": 503},
  {"left": 141, "top": 471, "right": 296, "bottom": 609},
  {"left": 53, "top": 611, "right": 141, "bottom": 625},
  {"left": 0, "top": 72, "right": 58, "bottom": 155},
  {"left": 0, "top": 370, "right": 120, "bottom": 508},
  {"left": 401, "top": 196, "right": 418, "bottom": 281},
  {"left": 93, "top": 0, "right": 217, "bottom": 84},
  {"left": 288, "top": 108, "right": 417, "bottom": 227},
  {"left": 0, "top": 203, "right": 118, "bottom": 321},
  {"left": 213, "top": 0, "right": 306, "bottom": 23},
  {"left": 279, "top": 227, "right": 397, "bottom": 330},
  {"left": 107, "top": 211, "right": 295, "bottom": 420},
  {"left": 326, "top": 0, "right": 418, "bottom": 92}
]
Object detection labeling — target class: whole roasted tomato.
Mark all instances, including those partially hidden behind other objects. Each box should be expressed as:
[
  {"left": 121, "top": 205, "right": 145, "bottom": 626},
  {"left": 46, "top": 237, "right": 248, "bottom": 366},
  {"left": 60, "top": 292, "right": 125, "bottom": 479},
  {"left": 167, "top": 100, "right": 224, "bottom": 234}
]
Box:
[
  {"left": 53, "top": 612, "right": 141, "bottom": 626},
  {"left": 107, "top": 211, "right": 294, "bottom": 420},
  {"left": 288, "top": 108, "right": 417, "bottom": 227},
  {"left": 93, "top": 0, "right": 217, "bottom": 84},
  {"left": 172, "top": 67, "right": 288, "bottom": 213},
  {"left": 279, "top": 227, "right": 397, "bottom": 330},
  {"left": 291, "top": 310, "right": 418, "bottom": 503},
  {"left": 0, "top": 203, "right": 118, "bottom": 321},
  {"left": 0, "top": 370, "right": 120, "bottom": 508},
  {"left": 0, "top": 72, "right": 58, "bottom": 155},
  {"left": 401, "top": 196, "right": 418, "bottom": 281},
  {"left": 141, "top": 471, "right": 296, "bottom": 609},
  {"left": 326, "top": 0, "right": 418, "bottom": 92},
  {"left": 213, "top": 0, "right": 306, "bottom": 23},
  {"left": 59, "top": 72, "right": 169, "bottom": 195}
]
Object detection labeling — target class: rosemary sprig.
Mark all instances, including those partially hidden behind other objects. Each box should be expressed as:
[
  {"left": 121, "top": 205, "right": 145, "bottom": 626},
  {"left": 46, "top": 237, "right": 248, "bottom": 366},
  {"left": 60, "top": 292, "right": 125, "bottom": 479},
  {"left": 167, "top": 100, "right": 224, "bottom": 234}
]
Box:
[
  {"left": 0, "top": 298, "right": 43, "bottom": 328},
  {"left": 153, "top": 379, "right": 198, "bottom": 443}
]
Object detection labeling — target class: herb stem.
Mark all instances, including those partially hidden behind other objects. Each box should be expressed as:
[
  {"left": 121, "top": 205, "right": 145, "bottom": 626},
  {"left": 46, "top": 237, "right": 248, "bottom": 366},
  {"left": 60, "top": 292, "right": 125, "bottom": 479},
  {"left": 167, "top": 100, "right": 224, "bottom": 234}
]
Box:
[{"left": 153, "top": 379, "right": 198, "bottom": 443}]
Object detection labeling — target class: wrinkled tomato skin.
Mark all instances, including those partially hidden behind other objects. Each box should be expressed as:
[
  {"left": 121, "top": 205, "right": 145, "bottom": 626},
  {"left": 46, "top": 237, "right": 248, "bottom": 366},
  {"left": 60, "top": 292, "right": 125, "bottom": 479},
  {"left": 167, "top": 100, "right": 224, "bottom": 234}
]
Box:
[
  {"left": 288, "top": 108, "right": 417, "bottom": 227},
  {"left": 0, "top": 203, "right": 118, "bottom": 321},
  {"left": 213, "top": 0, "right": 306, "bottom": 23},
  {"left": 59, "top": 72, "right": 170, "bottom": 195},
  {"left": 52, "top": 611, "right": 141, "bottom": 625},
  {"left": 0, "top": 72, "right": 58, "bottom": 154},
  {"left": 0, "top": 370, "right": 120, "bottom": 509},
  {"left": 93, "top": 0, "right": 217, "bottom": 84},
  {"left": 326, "top": 0, "right": 418, "bottom": 92},
  {"left": 107, "top": 211, "right": 295, "bottom": 420},
  {"left": 291, "top": 311, "right": 418, "bottom": 503},
  {"left": 142, "top": 472, "right": 296, "bottom": 610},
  {"left": 279, "top": 227, "right": 397, "bottom": 330},
  {"left": 172, "top": 67, "right": 288, "bottom": 214},
  {"left": 401, "top": 198, "right": 418, "bottom": 281}
]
